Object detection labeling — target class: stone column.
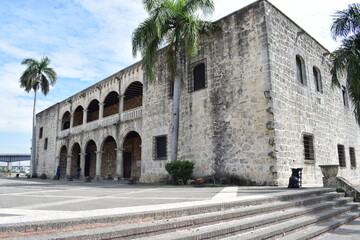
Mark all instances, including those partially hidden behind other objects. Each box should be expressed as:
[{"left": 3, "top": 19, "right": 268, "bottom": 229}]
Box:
[
  {"left": 95, "top": 151, "right": 103, "bottom": 180},
  {"left": 114, "top": 148, "right": 124, "bottom": 181},
  {"left": 99, "top": 102, "right": 104, "bottom": 120},
  {"left": 83, "top": 109, "right": 88, "bottom": 124},
  {"left": 69, "top": 114, "right": 74, "bottom": 129},
  {"left": 7, "top": 162, "right": 12, "bottom": 171},
  {"left": 80, "top": 153, "right": 86, "bottom": 179},
  {"left": 66, "top": 155, "right": 72, "bottom": 179},
  {"left": 119, "top": 95, "right": 124, "bottom": 121}
]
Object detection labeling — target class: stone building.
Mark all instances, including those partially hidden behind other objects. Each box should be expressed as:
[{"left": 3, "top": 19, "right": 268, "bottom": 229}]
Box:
[{"left": 34, "top": 0, "right": 360, "bottom": 186}]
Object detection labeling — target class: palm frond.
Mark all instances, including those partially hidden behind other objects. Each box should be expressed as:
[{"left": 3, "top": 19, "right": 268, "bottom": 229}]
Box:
[
  {"left": 183, "top": 0, "right": 214, "bottom": 16},
  {"left": 331, "top": 3, "right": 360, "bottom": 40}
]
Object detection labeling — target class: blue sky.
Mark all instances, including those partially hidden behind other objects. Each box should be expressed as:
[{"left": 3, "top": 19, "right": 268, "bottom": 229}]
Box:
[{"left": 0, "top": 0, "right": 354, "bottom": 154}]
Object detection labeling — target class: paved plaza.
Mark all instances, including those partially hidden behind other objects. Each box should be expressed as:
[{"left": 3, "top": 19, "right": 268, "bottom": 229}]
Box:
[{"left": 0, "top": 178, "right": 358, "bottom": 239}]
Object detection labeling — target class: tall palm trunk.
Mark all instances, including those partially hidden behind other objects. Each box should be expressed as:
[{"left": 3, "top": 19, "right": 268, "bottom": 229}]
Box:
[
  {"left": 30, "top": 87, "right": 37, "bottom": 177},
  {"left": 170, "top": 55, "right": 182, "bottom": 162}
]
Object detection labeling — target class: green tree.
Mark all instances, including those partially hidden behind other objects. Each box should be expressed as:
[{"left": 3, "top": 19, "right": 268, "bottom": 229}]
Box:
[
  {"left": 132, "top": 0, "right": 217, "bottom": 162},
  {"left": 331, "top": 3, "right": 360, "bottom": 123},
  {"left": 20, "top": 57, "right": 57, "bottom": 177}
]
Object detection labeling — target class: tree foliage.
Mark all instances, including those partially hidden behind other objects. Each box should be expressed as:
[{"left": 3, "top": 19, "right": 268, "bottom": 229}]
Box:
[
  {"left": 132, "top": 0, "right": 217, "bottom": 81},
  {"left": 331, "top": 4, "right": 360, "bottom": 123},
  {"left": 20, "top": 57, "right": 57, "bottom": 95}
]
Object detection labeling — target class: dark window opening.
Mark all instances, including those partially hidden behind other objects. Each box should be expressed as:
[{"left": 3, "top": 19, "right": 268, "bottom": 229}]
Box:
[
  {"left": 61, "top": 111, "right": 71, "bottom": 130},
  {"left": 87, "top": 99, "right": 100, "bottom": 122},
  {"left": 103, "top": 91, "right": 119, "bottom": 117},
  {"left": 193, "top": 63, "right": 206, "bottom": 91},
  {"left": 39, "top": 127, "right": 43, "bottom": 139},
  {"left": 303, "top": 134, "right": 314, "bottom": 161},
  {"left": 342, "top": 86, "right": 349, "bottom": 107},
  {"left": 349, "top": 147, "right": 356, "bottom": 168},
  {"left": 296, "top": 55, "right": 306, "bottom": 85},
  {"left": 337, "top": 144, "right": 346, "bottom": 167},
  {"left": 44, "top": 138, "right": 48, "bottom": 150},
  {"left": 124, "top": 81, "right": 143, "bottom": 111},
  {"left": 73, "top": 106, "right": 84, "bottom": 127},
  {"left": 155, "top": 136, "right": 167, "bottom": 159},
  {"left": 169, "top": 80, "right": 174, "bottom": 98},
  {"left": 313, "top": 66, "right": 322, "bottom": 92}
]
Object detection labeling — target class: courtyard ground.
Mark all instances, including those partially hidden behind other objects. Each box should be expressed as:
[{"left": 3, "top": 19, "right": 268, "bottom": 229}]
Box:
[{"left": 0, "top": 178, "right": 358, "bottom": 239}]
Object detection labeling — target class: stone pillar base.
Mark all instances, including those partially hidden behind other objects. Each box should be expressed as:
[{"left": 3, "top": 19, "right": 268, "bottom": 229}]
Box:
[
  {"left": 94, "top": 175, "right": 102, "bottom": 181},
  {"left": 323, "top": 177, "right": 337, "bottom": 187}
]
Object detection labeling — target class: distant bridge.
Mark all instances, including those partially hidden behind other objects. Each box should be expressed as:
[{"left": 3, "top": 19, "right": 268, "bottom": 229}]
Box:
[{"left": 0, "top": 154, "right": 31, "bottom": 163}]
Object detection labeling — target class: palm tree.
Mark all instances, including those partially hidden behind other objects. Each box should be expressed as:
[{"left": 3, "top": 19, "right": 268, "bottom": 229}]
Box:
[
  {"left": 132, "top": 0, "right": 217, "bottom": 162},
  {"left": 331, "top": 3, "right": 360, "bottom": 123},
  {"left": 20, "top": 57, "right": 57, "bottom": 177}
]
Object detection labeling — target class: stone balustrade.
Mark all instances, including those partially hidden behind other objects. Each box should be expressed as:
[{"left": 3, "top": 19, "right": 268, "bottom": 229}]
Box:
[
  {"left": 121, "top": 107, "right": 142, "bottom": 122},
  {"left": 101, "top": 114, "right": 119, "bottom": 127}
]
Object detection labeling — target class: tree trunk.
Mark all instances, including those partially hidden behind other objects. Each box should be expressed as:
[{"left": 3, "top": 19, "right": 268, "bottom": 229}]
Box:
[
  {"left": 170, "top": 60, "right": 182, "bottom": 162},
  {"left": 30, "top": 88, "right": 37, "bottom": 177}
]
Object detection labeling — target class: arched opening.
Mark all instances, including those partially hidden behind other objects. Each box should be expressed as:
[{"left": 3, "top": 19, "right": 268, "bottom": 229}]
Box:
[
  {"left": 85, "top": 140, "right": 97, "bottom": 178},
  {"left": 103, "top": 91, "right": 119, "bottom": 118},
  {"left": 313, "top": 66, "right": 322, "bottom": 93},
  {"left": 61, "top": 112, "right": 71, "bottom": 130},
  {"left": 124, "top": 82, "right": 143, "bottom": 111},
  {"left": 87, "top": 100, "right": 99, "bottom": 122},
  {"left": 101, "top": 136, "right": 117, "bottom": 179},
  {"left": 296, "top": 55, "right": 306, "bottom": 85},
  {"left": 73, "top": 106, "right": 84, "bottom": 127},
  {"left": 122, "top": 131, "right": 141, "bottom": 179},
  {"left": 71, "top": 143, "right": 81, "bottom": 178},
  {"left": 59, "top": 145, "right": 67, "bottom": 179}
]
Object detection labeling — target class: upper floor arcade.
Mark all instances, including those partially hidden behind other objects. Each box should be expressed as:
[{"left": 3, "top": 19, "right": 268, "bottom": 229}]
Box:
[{"left": 58, "top": 80, "right": 143, "bottom": 138}]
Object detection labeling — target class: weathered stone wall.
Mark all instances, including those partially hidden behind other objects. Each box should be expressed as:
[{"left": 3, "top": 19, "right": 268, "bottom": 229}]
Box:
[
  {"left": 265, "top": 1, "right": 360, "bottom": 186},
  {"left": 141, "top": 1, "right": 274, "bottom": 184},
  {"left": 35, "top": 103, "right": 59, "bottom": 177}
]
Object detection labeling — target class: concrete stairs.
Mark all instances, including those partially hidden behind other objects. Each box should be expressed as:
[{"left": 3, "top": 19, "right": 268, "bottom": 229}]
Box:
[{"left": 2, "top": 188, "right": 360, "bottom": 239}]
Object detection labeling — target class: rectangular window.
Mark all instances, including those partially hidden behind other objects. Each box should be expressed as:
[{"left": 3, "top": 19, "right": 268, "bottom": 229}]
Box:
[
  {"left": 154, "top": 136, "right": 167, "bottom": 160},
  {"left": 189, "top": 61, "right": 207, "bottom": 92},
  {"left": 313, "top": 66, "right": 322, "bottom": 93},
  {"left": 349, "top": 147, "right": 356, "bottom": 168},
  {"left": 303, "top": 134, "right": 314, "bottom": 161},
  {"left": 39, "top": 127, "right": 43, "bottom": 139},
  {"left": 44, "top": 138, "right": 48, "bottom": 150},
  {"left": 342, "top": 86, "right": 349, "bottom": 107},
  {"left": 169, "top": 79, "right": 174, "bottom": 98},
  {"left": 337, "top": 144, "right": 346, "bottom": 167}
]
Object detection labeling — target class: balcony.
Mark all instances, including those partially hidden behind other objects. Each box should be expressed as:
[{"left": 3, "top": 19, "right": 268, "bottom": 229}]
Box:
[
  {"left": 101, "top": 114, "right": 120, "bottom": 127},
  {"left": 121, "top": 107, "right": 142, "bottom": 122},
  {"left": 58, "top": 128, "right": 70, "bottom": 138}
]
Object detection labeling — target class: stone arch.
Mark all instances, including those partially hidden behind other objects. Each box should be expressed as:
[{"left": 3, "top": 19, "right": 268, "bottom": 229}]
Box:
[
  {"left": 73, "top": 106, "right": 83, "bottom": 127},
  {"left": 122, "top": 81, "right": 143, "bottom": 111},
  {"left": 59, "top": 145, "right": 68, "bottom": 179},
  {"left": 61, "top": 111, "right": 71, "bottom": 130},
  {"left": 87, "top": 99, "right": 99, "bottom": 122},
  {"left": 101, "top": 136, "right": 117, "bottom": 179},
  {"left": 122, "top": 131, "right": 142, "bottom": 179},
  {"left": 103, "top": 91, "right": 119, "bottom": 118},
  {"left": 70, "top": 142, "right": 81, "bottom": 178},
  {"left": 85, "top": 140, "right": 97, "bottom": 178}
]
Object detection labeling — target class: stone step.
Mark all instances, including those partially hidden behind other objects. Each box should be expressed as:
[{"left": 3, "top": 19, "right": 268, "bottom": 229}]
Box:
[
  {"left": 8, "top": 194, "right": 352, "bottom": 239},
  {"left": 129, "top": 202, "right": 359, "bottom": 240},
  {"left": 0, "top": 188, "right": 334, "bottom": 234},
  {"left": 278, "top": 212, "right": 360, "bottom": 240},
  {"left": 219, "top": 204, "right": 360, "bottom": 240}
]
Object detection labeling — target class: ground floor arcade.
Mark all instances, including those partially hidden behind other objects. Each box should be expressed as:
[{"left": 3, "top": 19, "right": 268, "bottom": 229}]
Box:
[{"left": 58, "top": 131, "right": 142, "bottom": 180}]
